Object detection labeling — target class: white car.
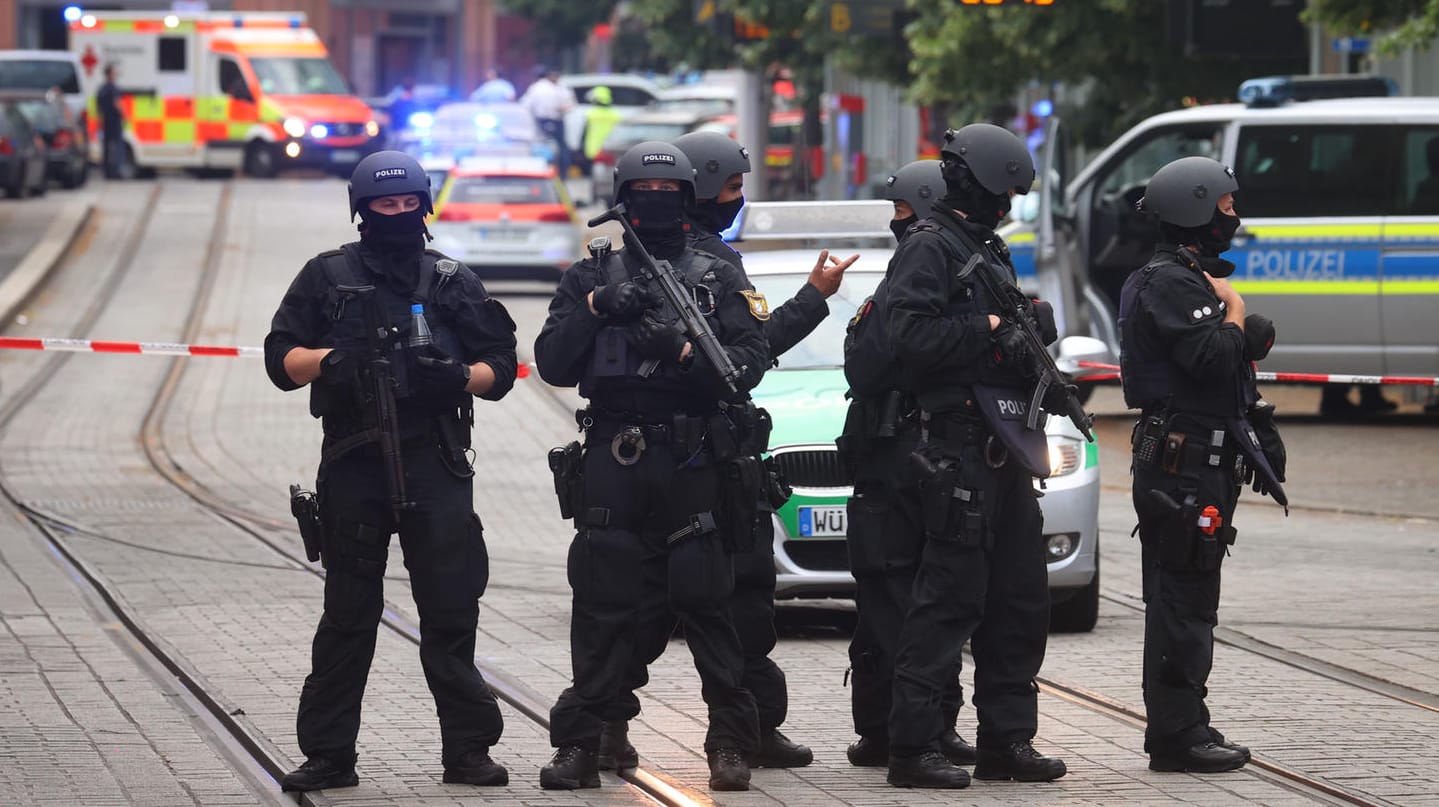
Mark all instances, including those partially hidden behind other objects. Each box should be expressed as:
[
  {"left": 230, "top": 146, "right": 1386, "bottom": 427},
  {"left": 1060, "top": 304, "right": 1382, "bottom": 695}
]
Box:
[
  {"left": 0, "top": 51, "right": 86, "bottom": 126},
  {"left": 736, "top": 202, "right": 1104, "bottom": 632}
]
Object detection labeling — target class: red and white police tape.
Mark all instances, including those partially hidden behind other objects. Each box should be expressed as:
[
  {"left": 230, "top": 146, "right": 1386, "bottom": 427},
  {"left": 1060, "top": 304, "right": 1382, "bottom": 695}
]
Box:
[
  {"left": 0, "top": 336, "right": 536, "bottom": 377},
  {"left": 1075, "top": 360, "right": 1439, "bottom": 387}
]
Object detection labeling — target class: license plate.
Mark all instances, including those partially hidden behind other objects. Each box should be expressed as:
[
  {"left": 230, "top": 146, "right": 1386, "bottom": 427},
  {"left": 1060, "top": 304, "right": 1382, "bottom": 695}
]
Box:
[
  {"left": 797, "top": 505, "right": 846, "bottom": 538},
  {"left": 329, "top": 149, "right": 360, "bottom": 163},
  {"left": 474, "top": 226, "right": 527, "bottom": 242}
]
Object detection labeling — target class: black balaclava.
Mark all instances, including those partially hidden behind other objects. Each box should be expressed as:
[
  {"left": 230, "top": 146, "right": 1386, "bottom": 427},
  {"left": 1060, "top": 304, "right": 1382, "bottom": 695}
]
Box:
[
  {"left": 890, "top": 214, "right": 918, "bottom": 243},
  {"left": 358, "top": 205, "right": 429, "bottom": 253},
  {"left": 1163, "top": 207, "right": 1241, "bottom": 277},
  {"left": 625, "top": 187, "right": 688, "bottom": 258},
  {"left": 938, "top": 156, "right": 1010, "bottom": 229},
  {"left": 693, "top": 195, "right": 744, "bottom": 234}
]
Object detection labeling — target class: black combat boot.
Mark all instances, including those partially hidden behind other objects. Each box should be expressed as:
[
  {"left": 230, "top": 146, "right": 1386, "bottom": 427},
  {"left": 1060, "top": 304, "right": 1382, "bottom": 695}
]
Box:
[
  {"left": 973, "top": 740, "right": 1068, "bottom": 782},
  {"left": 846, "top": 735, "right": 888, "bottom": 767},
  {"left": 442, "top": 749, "right": 508, "bottom": 786},
  {"left": 280, "top": 753, "right": 359, "bottom": 792},
  {"left": 540, "top": 745, "right": 600, "bottom": 790},
  {"left": 598, "top": 720, "right": 639, "bottom": 771},
  {"left": 886, "top": 750, "right": 971, "bottom": 789},
  {"left": 1149, "top": 740, "right": 1247, "bottom": 773},
  {"left": 750, "top": 728, "right": 813, "bottom": 768},
  {"left": 707, "top": 747, "right": 751, "bottom": 791},
  {"left": 940, "top": 730, "right": 978, "bottom": 766}
]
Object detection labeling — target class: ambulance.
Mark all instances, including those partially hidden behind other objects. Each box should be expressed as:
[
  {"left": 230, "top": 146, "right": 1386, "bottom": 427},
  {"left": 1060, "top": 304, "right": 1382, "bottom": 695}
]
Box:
[{"left": 69, "top": 11, "right": 380, "bottom": 177}]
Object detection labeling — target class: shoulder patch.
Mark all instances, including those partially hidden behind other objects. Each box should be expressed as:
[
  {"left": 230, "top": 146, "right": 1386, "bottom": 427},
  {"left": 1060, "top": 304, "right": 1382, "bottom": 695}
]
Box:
[{"left": 740, "top": 289, "right": 770, "bottom": 321}]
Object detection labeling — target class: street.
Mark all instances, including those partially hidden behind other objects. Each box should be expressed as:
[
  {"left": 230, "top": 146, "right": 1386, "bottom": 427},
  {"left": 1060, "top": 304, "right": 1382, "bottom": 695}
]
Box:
[{"left": 0, "top": 176, "right": 1436, "bottom": 806}]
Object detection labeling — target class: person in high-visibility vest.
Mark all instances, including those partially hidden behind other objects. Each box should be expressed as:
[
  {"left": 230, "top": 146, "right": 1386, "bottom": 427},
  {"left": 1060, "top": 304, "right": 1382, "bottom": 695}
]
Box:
[{"left": 580, "top": 85, "right": 623, "bottom": 168}]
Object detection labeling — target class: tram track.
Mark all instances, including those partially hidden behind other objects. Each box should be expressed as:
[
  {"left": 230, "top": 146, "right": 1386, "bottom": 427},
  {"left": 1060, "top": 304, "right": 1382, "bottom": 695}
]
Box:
[{"left": 0, "top": 180, "right": 702, "bottom": 807}]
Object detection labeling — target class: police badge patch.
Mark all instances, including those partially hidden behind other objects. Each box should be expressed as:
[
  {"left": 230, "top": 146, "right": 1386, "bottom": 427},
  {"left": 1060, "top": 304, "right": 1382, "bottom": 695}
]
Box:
[{"left": 740, "top": 290, "right": 771, "bottom": 321}]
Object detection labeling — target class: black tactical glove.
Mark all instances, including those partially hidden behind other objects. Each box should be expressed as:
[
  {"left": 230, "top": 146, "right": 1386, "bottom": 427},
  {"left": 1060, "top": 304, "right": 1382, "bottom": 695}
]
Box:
[
  {"left": 592, "top": 281, "right": 654, "bottom": 322},
  {"left": 991, "top": 320, "right": 1029, "bottom": 367},
  {"left": 317, "top": 348, "right": 362, "bottom": 393},
  {"left": 631, "top": 312, "right": 689, "bottom": 363},
  {"left": 1244, "top": 313, "right": 1276, "bottom": 361},
  {"left": 1027, "top": 299, "right": 1059, "bottom": 345},
  {"left": 410, "top": 343, "right": 471, "bottom": 396},
  {"left": 1249, "top": 399, "right": 1286, "bottom": 483}
]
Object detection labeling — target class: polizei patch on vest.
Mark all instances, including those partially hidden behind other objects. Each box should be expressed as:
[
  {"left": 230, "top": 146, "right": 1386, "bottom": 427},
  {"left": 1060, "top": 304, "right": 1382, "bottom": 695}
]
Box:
[
  {"left": 373, "top": 167, "right": 408, "bottom": 181},
  {"left": 641, "top": 153, "right": 677, "bottom": 166}
]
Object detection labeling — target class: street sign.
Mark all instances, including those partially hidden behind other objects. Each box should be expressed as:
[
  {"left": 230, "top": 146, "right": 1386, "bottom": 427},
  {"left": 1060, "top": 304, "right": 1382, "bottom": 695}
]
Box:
[
  {"left": 826, "top": 0, "right": 903, "bottom": 36},
  {"left": 1333, "top": 36, "right": 1372, "bottom": 53}
]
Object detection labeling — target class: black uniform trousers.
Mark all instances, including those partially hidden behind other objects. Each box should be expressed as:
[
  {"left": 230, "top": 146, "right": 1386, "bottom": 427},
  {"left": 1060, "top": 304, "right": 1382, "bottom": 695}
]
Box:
[
  {"left": 845, "top": 427, "right": 962, "bottom": 740},
  {"left": 888, "top": 437, "right": 1049, "bottom": 757},
  {"left": 603, "top": 488, "right": 788, "bottom": 733},
  {"left": 550, "top": 429, "right": 760, "bottom": 754},
  {"left": 297, "top": 437, "right": 501, "bottom": 766},
  {"left": 1131, "top": 454, "right": 1238, "bottom": 755}
]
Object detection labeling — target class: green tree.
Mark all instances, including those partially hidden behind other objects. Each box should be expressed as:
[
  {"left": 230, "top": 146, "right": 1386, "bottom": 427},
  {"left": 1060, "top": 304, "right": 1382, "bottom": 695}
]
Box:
[
  {"left": 497, "top": 0, "right": 618, "bottom": 51},
  {"left": 1305, "top": 0, "right": 1439, "bottom": 53}
]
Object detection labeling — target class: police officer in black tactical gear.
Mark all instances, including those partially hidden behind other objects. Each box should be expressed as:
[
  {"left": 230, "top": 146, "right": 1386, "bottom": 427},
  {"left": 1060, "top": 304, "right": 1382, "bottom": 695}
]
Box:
[
  {"left": 1121, "top": 155, "right": 1286, "bottom": 774},
  {"left": 840, "top": 158, "right": 979, "bottom": 773},
  {"left": 265, "top": 150, "right": 518, "bottom": 792},
  {"left": 881, "top": 125, "right": 1068, "bottom": 789},
  {"left": 590, "top": 129, "right": 856, "bottom": 774},
  {"left": 534, "top": 140, "right": 769, "bottom": 793}
]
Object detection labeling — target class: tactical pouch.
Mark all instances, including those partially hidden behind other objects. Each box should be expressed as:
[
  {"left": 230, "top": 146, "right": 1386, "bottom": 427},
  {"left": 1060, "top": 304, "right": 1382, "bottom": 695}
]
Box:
[
  {"left": 719, "top": 456, "right": 764, "bottom": 551},
  {"left": 762, "top": 454, "right": 793, "bottom": 510},
  {"left": 835, "top": 399, "right": 871, "bottom": 482},
  {"left": 547, "top": 441, "right": 584, "bottom": 520},
  {"left": 707, "top": 412, "right": 740, "bottom": 462},
  {"left": 733, "top": 404, "right": 772, "bottom": 457},
  {"left": 671, "top": 414, "right": 706, "bottom": 460},
  {"left": 289, "top": 484, "right": 323, "bottom": 564},
  {"left": 911, "top": 450, "right": 985, "bottom": 547},
  {"left": 667, "top": 514, "right": 734, "bottom": 610}
]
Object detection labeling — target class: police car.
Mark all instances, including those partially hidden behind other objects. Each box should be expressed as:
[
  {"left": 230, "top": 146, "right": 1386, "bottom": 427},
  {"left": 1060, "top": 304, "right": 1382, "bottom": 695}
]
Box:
[
  {"left": 1010, "top": 75, "right": 1439, "bottom": 388},
  {"left": 735, "top": 202, "right": 1103, "bottom": 633},
  {"left": 427, "top": 156, "right": 580, "bottom": 280}
]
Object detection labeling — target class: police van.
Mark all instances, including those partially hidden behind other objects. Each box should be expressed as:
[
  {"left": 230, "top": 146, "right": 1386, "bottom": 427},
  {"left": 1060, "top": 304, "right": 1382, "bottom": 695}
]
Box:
[
  {"left": 1010, "top": 76, "right": 1439, "bottom": 384},
  {"left": 69, "top": 11, "right": 380, "bottom": 177}
]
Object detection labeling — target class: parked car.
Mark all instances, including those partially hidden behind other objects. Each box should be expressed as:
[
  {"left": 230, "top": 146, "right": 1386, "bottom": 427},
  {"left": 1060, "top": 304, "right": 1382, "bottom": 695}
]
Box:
[
  {"left": 400, "top": 101, "right": 554, "bottom": 165},
  {"left": 589, "top": 108, "right": 713, "bottom": 204},
  {"left": 427, "top": 156, "right": 580, "bottom": 280},
  {"left": 733, "top": 201, "right": 1103, "bottom": 632},
  {"left": 7, "top": 90, "right": 87, "bottom": 188},
  {"left": 0, "top": 51, "right": 85, "bottom": 124},
  {"left": 0, "top": 98, "right": 49, "bottom": 198}
]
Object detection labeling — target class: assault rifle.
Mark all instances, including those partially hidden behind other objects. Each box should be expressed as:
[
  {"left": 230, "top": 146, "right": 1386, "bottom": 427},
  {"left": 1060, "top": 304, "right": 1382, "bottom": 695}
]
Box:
[
  {"left": 335, "top": 283, "right": 413, "bottom": 520},
  {"left": 588, "top": 202, "right": 743, "bottom": 397},
  {"left": 958, "top": 253, "right": 1095, "bottom": 442}
]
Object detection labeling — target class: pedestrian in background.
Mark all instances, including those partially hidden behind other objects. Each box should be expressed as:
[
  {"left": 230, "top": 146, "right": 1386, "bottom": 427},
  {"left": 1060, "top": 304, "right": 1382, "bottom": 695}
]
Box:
[
  {"left": 1121, "top": 155, "right": 1287, "bottom": 773},
  {"left": 96, "top": 64, "right": 124, "bottom": 179},
  {"left": 881, "top": 125, "right": 1068, "bottom": 789},
  {"left": 520, "top": 66, "right": 576, "bottom": 178},
  {"left": 264, "top": 150, "right": 518, "bottom": 792},
  {"left": 470, "top": 68, "right": 516, "bottom": 103},
  {"left": 839, "top": 159, "right": 977, "bottom": 773},
  {"left": 580, "top": 85, "right": 622, "bottom": 170}
]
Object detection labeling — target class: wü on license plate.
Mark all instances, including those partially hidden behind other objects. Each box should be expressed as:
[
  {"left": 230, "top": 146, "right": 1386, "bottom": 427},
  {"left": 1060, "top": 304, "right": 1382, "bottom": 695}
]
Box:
[{"left": 797, "top": 505, "right": 846, "bottom": 538}]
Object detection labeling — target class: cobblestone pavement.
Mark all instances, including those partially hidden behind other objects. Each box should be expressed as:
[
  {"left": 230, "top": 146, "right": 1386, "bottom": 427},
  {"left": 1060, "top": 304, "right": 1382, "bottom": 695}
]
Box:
[{"left": 1, "top": 177, "right": 1436, "bottom": 805}]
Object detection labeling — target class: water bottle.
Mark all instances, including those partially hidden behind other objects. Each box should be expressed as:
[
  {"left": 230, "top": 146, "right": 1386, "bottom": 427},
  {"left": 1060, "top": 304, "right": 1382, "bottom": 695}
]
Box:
[{"left": 408, "top": 303, "right": 434, "bottom": 348}]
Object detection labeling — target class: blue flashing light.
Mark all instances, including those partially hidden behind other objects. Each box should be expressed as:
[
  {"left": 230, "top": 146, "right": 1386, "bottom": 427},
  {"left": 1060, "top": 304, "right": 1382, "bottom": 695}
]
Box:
[
  {"left": 290, "top": 16, "right": 302, "bottom": 29},
  {"left": 233, "top": 16, "right": 244, "bottom": 28},
  {"left": 1031, "top": 99, "right": 1053, "bottom": 118},
  {"left": 408, "top": 111, "right": 434, "bottom": 130},
  {"left": 63, "top": 6, "right": 82, "bottom": 23},
  {"left": 474, "top": 112, "right": 498, "bottom": 130}
]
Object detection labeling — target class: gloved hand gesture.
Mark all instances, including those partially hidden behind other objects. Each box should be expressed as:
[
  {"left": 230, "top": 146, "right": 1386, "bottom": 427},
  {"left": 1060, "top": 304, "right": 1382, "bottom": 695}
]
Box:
[
  {"left": 991, "top": 320, "right": 1029, "bottom": 367},
  {"left": 631, "top": 312, "right": 688, "bottom": 363},
  {"left": 410, "top": 343, "right": 470, "bottom": 396},
  {"left": 317, "top": 348, "right": 362, "bottom": 394},
  {"left": 592, "top": 281, "right": 654, "bottom": 322}
]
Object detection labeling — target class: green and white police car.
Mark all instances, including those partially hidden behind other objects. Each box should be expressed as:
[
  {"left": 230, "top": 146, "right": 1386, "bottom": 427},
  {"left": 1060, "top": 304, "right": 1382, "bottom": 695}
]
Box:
[{"left": 732, "top": 201, "right": 1103, "bottom": 632}]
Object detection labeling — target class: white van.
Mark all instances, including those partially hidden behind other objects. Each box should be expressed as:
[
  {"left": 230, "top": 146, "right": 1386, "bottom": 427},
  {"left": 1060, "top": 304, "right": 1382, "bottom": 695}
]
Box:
[
  {"left": 0, "top": 51, "right": 86, "bottom": 123},
  {"left": 1009, "top": 77, "right": 1439, "bottom": 383}
]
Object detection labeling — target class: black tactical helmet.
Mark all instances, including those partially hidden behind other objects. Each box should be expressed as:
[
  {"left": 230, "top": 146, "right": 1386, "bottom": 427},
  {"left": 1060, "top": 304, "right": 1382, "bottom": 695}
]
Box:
[
  {"left": 883, "top": 160, "right": 944, "bottom": 219},
  {"left": 940, "top": 123, "right": 1035, "bottom": 196},
  {"left": 348, "top": 150, "right": 433, "bottom": 220},
  {"left": 613, "top": 140, "right": 696, "bottom": 203},
  {"left": 1141, "top": 156, "right": 1239, "bottom": 228},
  {"left": 672, "top": 130, "right": 751, "bottom": 200}
]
